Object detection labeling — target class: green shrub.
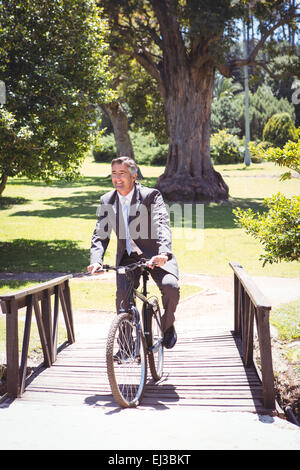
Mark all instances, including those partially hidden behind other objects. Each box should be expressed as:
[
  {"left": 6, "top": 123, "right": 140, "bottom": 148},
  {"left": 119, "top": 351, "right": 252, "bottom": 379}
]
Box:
[
  {"left": 130, "top": 131, "right": 167, "bottom": 165},
  {"left": 234, "top": 193, "right": 300, "bottom": 265},
  {"left": 262, "top": 135, "right": 300, "bottom": 180},
  {"left": 249, "top": 129, "right": 300, "bottom": 179},
  {"left": 150, "top": 145, "right": 168, "bottom": 166},
  {"left": 250, "top": 86, "right": 295, "bottom": 141},
  {"left": 263, "top": 112, "right": 297, "bottom": 148},
  {"left": 210, "top": 130, "right": 243, "bottom": 164},
  {"left": 248, "top": 141, "right": 272, "bottom": 163},
  {"left": 92, "top": 130, "right": 168, "bottom": 166},
  {"left": 271, "top": 299, "right": 300, "bottom": 342},
  {"left": 92, "top": 133, "right": 116, "bottom": 162},
  {"left": 211, "top": 94, "right": 242, "bottom": 136},
  {"left": 211, "top": 84, "right": 296, "bottom": 140}
]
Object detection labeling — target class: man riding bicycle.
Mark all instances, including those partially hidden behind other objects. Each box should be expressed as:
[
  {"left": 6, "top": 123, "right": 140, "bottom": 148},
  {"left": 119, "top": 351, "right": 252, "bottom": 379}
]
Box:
[{"left": 87, "top": 156, "right": 179, "bottom": 349}]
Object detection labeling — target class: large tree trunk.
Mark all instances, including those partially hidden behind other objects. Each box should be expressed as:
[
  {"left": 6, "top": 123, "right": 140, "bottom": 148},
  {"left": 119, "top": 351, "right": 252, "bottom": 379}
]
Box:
[
  {"left": 156, "top": 64, "right": 229, "bottom": 202},
  {"left": 100, "top": 101, "right": 143, "bottom": 178},
  {"left": 101, "top": 102, "right": 134, "bottom": 158},
  {"left": 0, "top": 173, "right": 8, "bottom": 197}
]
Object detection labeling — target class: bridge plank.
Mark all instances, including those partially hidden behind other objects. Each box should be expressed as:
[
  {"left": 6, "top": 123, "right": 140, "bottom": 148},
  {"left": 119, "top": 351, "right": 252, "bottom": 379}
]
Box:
[{"left": 19, "top": 327, "right": 273, "bottom": 414}]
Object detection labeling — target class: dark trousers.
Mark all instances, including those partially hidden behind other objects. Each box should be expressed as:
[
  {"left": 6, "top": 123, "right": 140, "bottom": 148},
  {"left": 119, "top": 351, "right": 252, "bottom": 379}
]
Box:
[{"left": 116, "top": 251, "right": 180, "bottom": 332}]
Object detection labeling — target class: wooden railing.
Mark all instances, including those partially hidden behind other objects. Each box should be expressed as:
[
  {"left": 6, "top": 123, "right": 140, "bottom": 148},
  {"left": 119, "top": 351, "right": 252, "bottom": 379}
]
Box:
[
  {"left": 0, "top": 275, "right": 75, "bottom": 398},
  {"left": 230, "top": 262, "right": 276, "bottom": 410}
]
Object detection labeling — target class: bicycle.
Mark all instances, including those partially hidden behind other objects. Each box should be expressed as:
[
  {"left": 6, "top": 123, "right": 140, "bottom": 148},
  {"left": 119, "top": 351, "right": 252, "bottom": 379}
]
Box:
[{"left": 100, "top": 260, "right": 164, "bottom": 408}]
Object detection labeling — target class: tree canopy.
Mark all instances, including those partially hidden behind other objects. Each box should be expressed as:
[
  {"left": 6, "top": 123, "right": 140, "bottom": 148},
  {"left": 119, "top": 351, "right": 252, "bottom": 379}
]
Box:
[{"left": 0, "top": 0, "right": 112, "bottom": 196}]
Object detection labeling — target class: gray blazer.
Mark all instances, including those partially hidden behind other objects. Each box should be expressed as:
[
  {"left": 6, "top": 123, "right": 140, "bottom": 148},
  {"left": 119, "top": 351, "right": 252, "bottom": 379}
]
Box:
[{"left": 90, "top": 182, "right": 179, "bottom": 279}]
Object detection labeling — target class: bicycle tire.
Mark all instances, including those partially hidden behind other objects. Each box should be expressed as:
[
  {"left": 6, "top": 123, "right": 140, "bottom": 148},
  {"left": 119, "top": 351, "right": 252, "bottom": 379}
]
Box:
[
  {"left": 147, "top": 298, "right": 164, "bottom": 381},
  {"left": 106, "top": 312, "right": 147, "bottom": 408}
]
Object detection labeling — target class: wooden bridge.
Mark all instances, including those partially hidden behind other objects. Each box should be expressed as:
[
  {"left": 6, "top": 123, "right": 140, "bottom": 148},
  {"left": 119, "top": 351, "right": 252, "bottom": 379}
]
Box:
[{"left": 0, "top": 263, "right": 278, "bottom": 415}]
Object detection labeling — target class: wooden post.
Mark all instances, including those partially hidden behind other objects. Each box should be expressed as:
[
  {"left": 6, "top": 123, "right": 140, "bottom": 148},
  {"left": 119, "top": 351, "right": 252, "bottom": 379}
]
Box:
[
  {"left": 63, "top": 280, "right": 75, "bottom": 343},
  {"left": 256, "top": 306, "right": 276, "bottom": 410},
  {"left": 52, "top": 285, "right": 59, "bottom": 362},
  {"left": 244, "top": 300, "right": 254, "bottom": 367},
  {"left": 41, "top": 289, "right": 54, "bottom": 364},
  {"left": 19, "top": 296, "right": 33, "bottom": 395},
  {"left": 6, "top": 297, "right": 20, "bottom": 398},
  {"left": 233, "top": 274, "right": 239, "bottom": 334},
  {"left": 33, "top": 295, "right": 52, "bottom": 368},
  {"left": 59, "top": 284, "right": 75, "bottom": 344},
  {"left": 241, "top": 289, "right": 248, "bottom": 360}
]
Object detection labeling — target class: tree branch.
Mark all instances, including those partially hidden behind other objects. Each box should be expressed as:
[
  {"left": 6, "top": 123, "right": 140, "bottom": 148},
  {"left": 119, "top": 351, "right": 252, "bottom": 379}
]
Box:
[
  {"left": 219, "top": 11, "right": 300, "bottom": 78},
  {"left": 230, "top": 58, "right": 286, "bottom": 80},
  {"left": 191, "top": 34, "right": 222, "bottom": 69},
  {"left": 111, "top": 44, "right": 164, "bottom": 91},
  {"left": 248, "top": 12, "right": 300, "bottom": 62},
  {"left": 150, "top": 0, "right": 187, "bottom": 63},
  {"left": 135, "top": 7, "right": 162, "bottom": 49}
]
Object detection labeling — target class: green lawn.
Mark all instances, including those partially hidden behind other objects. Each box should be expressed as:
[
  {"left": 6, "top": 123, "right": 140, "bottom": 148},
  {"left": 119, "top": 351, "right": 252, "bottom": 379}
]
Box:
[
  {"left": 0, "top": 157, "right": 299, "bottom": 279},
  {"left": 270, "top": 298, "right": 300, "bottom": 365}
]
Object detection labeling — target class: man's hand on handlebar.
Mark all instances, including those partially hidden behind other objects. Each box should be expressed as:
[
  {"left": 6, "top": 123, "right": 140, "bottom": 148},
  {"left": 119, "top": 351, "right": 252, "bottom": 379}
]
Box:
[
  {"left": 87, "top": 254, "right": 168, "bottom": 273},
  {"left": 147, "top": 254, "right": 168, "bottom": 269},
  {"left": 87, "top": 262, "right": 103, "bottom": 274}
]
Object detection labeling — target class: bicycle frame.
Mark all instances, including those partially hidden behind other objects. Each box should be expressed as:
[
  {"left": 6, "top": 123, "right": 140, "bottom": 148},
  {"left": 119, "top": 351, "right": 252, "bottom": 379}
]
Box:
[
  {"left": 105, "top": 260, "right": 164, "bottom": 407},
  {"left": 102, "top": 261, "right": 162, "bottom": 353},
  {"left": 122, "top": 265, "right": 154, "bottom": 352}
]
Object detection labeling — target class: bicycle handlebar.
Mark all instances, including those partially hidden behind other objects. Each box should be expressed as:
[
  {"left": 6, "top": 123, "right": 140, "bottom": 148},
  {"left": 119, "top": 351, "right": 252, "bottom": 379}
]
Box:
[
  {"left": 73, "top": 259, "right": 157, "bottom": 278},
  {"left": 101, "top": 259, "right": 154, "bottom": 274}
]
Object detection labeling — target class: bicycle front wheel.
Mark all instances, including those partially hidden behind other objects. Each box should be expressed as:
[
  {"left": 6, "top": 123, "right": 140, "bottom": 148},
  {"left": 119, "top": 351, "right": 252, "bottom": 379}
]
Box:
[
  {"left": 106, "top": 312, "right": 147, "bottom": 408},
  {"left": 147, "top": 298, "right": 164, "bottom": 381}
]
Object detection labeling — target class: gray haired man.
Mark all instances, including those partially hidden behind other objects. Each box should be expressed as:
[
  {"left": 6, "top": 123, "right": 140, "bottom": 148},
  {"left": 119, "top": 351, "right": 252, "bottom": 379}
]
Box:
[{"left": 88, "top": 156, "right": 179, "bottom": 348}]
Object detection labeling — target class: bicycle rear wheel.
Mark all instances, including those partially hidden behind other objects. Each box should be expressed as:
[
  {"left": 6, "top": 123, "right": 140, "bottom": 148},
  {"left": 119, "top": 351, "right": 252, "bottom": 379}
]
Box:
[
  {"left": 147, "top": 298, "right": 164, "bottom": 381},
  {"left": 106, "top": 312, "right": 147, "bottom": 408}
]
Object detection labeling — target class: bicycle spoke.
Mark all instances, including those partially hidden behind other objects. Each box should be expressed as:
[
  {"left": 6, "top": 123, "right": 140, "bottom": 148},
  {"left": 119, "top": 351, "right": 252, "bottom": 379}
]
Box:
[
  {"left": 147, "top": 299, "right": 164, "bottom": 381},
  {"left": 106, "top": 313, "right": 147, "bottom": 407}
]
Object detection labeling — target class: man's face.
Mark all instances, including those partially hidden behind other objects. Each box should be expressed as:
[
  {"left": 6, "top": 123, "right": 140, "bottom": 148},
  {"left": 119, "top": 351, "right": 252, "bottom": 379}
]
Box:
[{"left": 111, "top": 163, "right": 137, "bottom": 196}]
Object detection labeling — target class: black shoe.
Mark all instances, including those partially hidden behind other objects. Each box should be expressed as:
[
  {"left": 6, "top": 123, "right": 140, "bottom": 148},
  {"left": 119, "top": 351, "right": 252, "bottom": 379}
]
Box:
[{"left": 163, "top": 325, "right": 177, "bottom": 349}]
